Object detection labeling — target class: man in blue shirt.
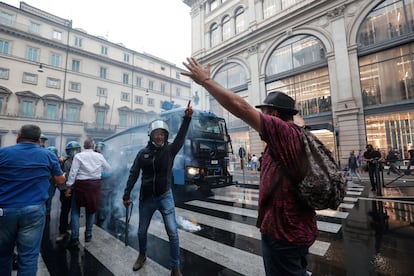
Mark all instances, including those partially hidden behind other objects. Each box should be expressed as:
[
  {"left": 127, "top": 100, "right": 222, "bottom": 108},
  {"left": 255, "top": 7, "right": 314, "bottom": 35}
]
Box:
[{"left": 0, "top": 124, "right": 65, "bottom": 276}]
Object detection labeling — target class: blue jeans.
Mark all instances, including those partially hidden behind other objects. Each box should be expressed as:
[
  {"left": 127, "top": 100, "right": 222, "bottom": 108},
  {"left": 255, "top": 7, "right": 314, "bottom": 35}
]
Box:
[
  {"left": 0, "top": 204, "right": 46, "bottom": 276},
  {"left": 70, "top": 191, "right": 95, "bottom": 240},
  {"left": 261, "top": 234, "right": 309, "bottom": 276},
  {"left": 138, "top": 189, "right": 180, "bottom": 269}
]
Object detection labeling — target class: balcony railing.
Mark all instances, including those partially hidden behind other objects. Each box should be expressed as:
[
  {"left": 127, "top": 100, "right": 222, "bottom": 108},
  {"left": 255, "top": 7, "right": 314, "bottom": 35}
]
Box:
[{"left": 83, "top": 122, "right": 117, "bottom": 133}]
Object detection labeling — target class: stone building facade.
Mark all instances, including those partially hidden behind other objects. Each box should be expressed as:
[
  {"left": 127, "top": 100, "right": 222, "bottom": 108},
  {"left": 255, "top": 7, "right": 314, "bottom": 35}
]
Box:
[
  {"left": 184, "top": 0, "right": 414, "bottom": 167},
  {"left": 0, "top": 2, "right": 191, "bottom": 152}
]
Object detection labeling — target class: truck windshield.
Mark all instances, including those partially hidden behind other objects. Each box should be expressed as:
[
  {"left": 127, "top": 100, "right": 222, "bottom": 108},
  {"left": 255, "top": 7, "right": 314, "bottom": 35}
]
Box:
[{"left": 192, "top": 117, "right": 225, "bottom": 135}]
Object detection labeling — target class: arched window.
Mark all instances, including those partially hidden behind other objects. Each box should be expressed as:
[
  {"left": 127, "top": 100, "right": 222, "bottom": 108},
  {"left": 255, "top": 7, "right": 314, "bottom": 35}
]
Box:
[
  {"left": 210, "top": 23, "right": 219, "bottom": 47},
  {"left": 266, "top": 35, "right": 326, "bottom": 76},
  {"left": 357, "top": 0, "right": 414, "bottom": 152},
  {"left": 212, "top": 62, "right": 248, "bottom": 130},
  {"left": 357, "top": 0, "right": 413, "bottom": 48},
  {"left": 235, "top": 7, "right": 245, "bottom": 34},
  {"left": 214, "top": 62, "right": 247, "bottom": 90},
  {"left": 265, "top": 35, "right": 329, "bottom": 117},
  {"left": 222, "top": 15, "right": 232, "bottom": 41}
]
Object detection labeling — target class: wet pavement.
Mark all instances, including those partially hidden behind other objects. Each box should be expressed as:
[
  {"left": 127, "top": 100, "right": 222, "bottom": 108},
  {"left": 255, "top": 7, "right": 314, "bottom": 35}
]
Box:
[{"left": 22, "top": 169, "right": 414, "bottom": 275}]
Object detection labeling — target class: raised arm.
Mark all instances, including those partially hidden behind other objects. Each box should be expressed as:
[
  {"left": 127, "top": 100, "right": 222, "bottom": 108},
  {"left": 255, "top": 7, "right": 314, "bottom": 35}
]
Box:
[{"left": 182, "top": 57, "right": 261, "bottom": 132}]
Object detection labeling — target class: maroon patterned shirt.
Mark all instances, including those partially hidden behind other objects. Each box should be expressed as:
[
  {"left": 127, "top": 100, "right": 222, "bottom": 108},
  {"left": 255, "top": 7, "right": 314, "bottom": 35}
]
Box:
[{"left": 256, "top": 113, "right": 318, "bottom": 246}]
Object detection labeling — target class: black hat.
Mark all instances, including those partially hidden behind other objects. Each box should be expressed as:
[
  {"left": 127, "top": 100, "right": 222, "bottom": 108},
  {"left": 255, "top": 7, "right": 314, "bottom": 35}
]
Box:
[{"left": 255, "top": 92, "right": 298, "bottom": 115}]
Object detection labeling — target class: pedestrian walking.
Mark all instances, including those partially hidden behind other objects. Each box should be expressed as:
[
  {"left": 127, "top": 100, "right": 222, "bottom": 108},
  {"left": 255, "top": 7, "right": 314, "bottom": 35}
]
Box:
[
  {"left": 65, "top": 139, "right": 111, "bottom": 248},
  {"left": 0, "top": 124, "right": 65, "bottom": 276},
  {"left": 347, "top": 150, "right": 362, "bottom": 182},
  {"left": 182, "top": 57, "right": 318, "bottom": 276},
  {"left": 122, "top": 102, "right": 193, "bottom": 276},
  {"left": 357, "top": 149, "right": 364, "bottom": 174}
]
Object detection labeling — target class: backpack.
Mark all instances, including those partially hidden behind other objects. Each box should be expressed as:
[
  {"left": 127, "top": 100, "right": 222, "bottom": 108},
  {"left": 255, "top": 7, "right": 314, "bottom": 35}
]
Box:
[{"left": 296, "top": 127, "right": 347, "bottom": 210}]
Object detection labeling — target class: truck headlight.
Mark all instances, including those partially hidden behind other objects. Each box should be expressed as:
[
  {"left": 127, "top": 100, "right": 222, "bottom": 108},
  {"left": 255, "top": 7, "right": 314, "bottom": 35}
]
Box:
[{"left": 186, "top": 166, "right": 200, "bottom": 176}]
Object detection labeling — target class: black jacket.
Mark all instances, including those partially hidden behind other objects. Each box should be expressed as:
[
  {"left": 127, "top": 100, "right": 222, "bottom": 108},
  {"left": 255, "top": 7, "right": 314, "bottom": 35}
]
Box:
[{"left": 123, "top": 117, "right": 191, "bottom": 201}]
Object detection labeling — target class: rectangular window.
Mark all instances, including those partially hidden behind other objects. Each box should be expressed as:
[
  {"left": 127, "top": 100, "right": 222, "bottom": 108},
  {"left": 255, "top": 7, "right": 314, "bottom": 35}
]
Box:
[
  {"left": 136, "top": 77, "right": 142, "bottom": 87},
  {"left": 121, "top": 92, "right": 130, "bottom": 101},
  {"left": 74, "top": 37, "right": 83, "bottom": 47},
  {"left": 176, "top": 71, "right": 181, "bottom": 79},
  {"left": 135, "top": 95, "right": 143, "bottom": 104},
  {"left": 22, "top": 72, "right": 37, "bottom": 84},
  {"left": 160, "top": 83, "right": 166, "bottom": 93},
  {"left": 46, "top": 103, "right": 57, "bottom": 120},
  {"left": 30, "top": 22, "right": 40, "bottom": 33},
  {"left": 96, "top": 110, "right": 105, "bottom": 127},
  {"left": 100, "top": 67, "right": 107, "bottom": 79},
  {"left": 0, "top": 11, "right": 13, "bottom": 26},
  {"left": 147, "top": 97, "right": 154, "bottom": 106},
  {"left": 97, "top": 87, "right": 107, "bottom": 97},
  {"left": 101, "top": 46, "right": 108, "bottom": 55},
  {"left": 0, "top": 39, "right": 9, "bottom": 55},
  {"left": 53, "top": 30, "right": 62, "bottom": 40},
  {"left": 119, "top": 113, "right": 128, "bottom": 126},
  {"left": 148, "top": 80, "right": 154, "bottom": 90},
  {"left": 50, "top": 53, "right": 61, "bottom": 67},
  {"left": 69, "top": 81, "right": 81, "bottom": 92},
  {"left": 47, "top": 77, "right": 60, "bottom": 89},
  {"left": 21, "top": 101, "right": 33, "bottom": 117},
  {"left": 0, "top": 68, "right": 9, "bottom": 79},
  {"left": 176, "top": 87, "right": 181, "bottom": 97},
  {"left": 123, "top": 73, "right": 129, "bottom": 85},
  {"left": 27, "top": 47, "right": 39, "bottom": 62},
  {"left": 124, "top": 53, "right": 130, "bottom": 62},
  {"left": 72, "top": 60, "right": 80, "bottom": 72},
  {"left": 67, "top": 106, "right": 79, "bottom": 121},
  {"left": 47, "top": 137, "right": 56, "bottom": 147},
  {"left": 210, "top": 0, "right": 218, "bottom": 11}
]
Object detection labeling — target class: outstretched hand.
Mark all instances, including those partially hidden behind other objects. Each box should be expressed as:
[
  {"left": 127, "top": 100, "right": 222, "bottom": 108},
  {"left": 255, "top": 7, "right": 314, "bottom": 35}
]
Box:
[{"left": 181, "top": 57, "right": 211, "bottom": 86}]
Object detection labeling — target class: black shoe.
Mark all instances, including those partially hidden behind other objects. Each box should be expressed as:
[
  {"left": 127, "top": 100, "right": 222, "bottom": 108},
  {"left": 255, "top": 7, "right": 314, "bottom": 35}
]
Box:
[
  {"left": 133, "top": 254, "right": 146, "bottom": 271},
  {"left": 85, "top": 235, "right": 92, "bottom": 242},
  {"left": 371, "top": 188, "right": 376, "bottom": 192},
  {"left": 68, "top": 238, "right": 79, "bottom": 248}
]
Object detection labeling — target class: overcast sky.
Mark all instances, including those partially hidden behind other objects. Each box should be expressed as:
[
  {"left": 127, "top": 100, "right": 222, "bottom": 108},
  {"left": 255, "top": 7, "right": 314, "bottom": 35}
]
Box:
[{"left": 4, "top": 0, "right": 192, "bottom": 65}]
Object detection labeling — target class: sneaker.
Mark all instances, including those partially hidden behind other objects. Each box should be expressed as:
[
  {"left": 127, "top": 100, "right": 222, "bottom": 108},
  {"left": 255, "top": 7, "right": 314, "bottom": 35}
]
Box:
[
  {"left": 133, "top": 254, "right": 146, "bottom": 271},
  {"left": 85, "top": 235, "right": 92, "bottom": 243},
  {"left": 171, "top": 267, "right": 183, "bottom": 276}
]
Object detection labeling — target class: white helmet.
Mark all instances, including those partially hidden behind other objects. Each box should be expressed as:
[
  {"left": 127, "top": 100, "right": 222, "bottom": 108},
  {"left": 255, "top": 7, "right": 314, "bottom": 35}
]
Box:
[{"left": 148, "top": 120, "right": 169, "bottom": 139}]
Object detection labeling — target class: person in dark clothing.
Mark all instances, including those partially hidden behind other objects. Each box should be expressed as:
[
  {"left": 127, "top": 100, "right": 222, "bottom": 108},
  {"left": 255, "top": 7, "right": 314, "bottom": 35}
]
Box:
[
  {"left": 122, "top": 102, "right": 193, "bottom": 276},
  {"left": 385, "top": 148, "right": 401, "bottom": 175},
  {"left": 55, "top": 141, "right": 81, "bottom": 242},
  {"left": 363, "top": 144, "right": 382, "bottom": 191},
  {"left": 407, "top": 145, "right": 414, "bottom": 174}
]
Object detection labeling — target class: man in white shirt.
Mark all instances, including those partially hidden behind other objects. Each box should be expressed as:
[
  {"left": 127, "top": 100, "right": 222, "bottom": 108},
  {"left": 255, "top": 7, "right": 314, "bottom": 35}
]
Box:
[{"left": 65, "top": 139, "right": 110, "bottom": 248}]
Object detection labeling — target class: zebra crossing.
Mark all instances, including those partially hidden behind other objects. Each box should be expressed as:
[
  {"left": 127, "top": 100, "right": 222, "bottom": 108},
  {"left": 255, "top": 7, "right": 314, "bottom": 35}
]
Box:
[
  {"left": 30, "top": 181, "right": 363, "bottom": 275},
  {"left": 72, "top": 181, "right": 364, "bottom": 275}
]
